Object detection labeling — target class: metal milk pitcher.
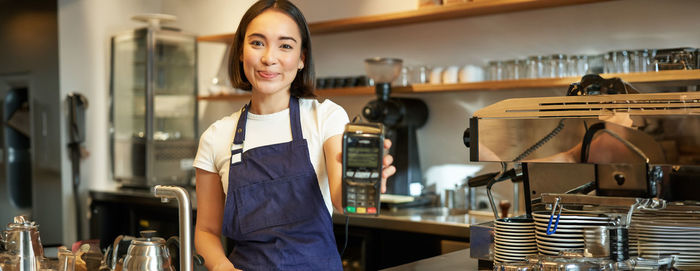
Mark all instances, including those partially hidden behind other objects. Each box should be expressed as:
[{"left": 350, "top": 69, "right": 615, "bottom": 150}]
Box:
[
  {"left": 122, "top": 230, "right": 174, "bottom": 271},
  {"left": 2, "top": 216, "right": 44, "bottom": 271}
]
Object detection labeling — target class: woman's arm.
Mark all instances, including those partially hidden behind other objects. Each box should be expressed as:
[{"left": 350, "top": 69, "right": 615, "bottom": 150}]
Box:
[
  {"left": 324, "top": 135, "right": 344, "bottom": 213},
  {"left": 324, "top": 136, "right": 397, "bottom": 213},
  {"left": 194, "top": 168, "right": 240, "bottom": 271}
]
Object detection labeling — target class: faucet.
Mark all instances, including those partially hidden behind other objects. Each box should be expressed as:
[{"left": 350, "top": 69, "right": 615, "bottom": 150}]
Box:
[{"left": 153, "top": 185, "right": 192, "bottom": 271}]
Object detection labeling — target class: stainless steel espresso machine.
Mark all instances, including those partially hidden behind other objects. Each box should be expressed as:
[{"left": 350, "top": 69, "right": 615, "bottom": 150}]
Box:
[{"left": 465, "top": 78, "right": 700, "bottom": 270}]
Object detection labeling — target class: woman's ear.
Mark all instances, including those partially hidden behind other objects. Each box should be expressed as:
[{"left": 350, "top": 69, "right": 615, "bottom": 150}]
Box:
[{"left": 298, "top": 51, "right": 306, "bottom": 70}]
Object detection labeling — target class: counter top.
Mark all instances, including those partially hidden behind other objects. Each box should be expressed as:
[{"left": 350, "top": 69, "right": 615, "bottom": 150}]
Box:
[
  {"left": 381, "top": 249, "right": 485, "bottom": 271},
  {"left": 333, "top": 208, "right": 491, "bottom": 239},
  {"left": 90, "top": 188, "right": 490, "bottom": 238}
]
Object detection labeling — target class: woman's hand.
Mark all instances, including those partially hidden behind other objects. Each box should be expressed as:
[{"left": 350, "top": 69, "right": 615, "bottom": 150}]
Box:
[{"left": 380, "top": 139, "right": 396, "bottom": 193}]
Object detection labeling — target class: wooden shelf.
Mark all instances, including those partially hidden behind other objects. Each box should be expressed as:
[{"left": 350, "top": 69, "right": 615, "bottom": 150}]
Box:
[
  {"left": 309, "top": 0, "right": 612, "bottom": 35},
  {"left": 197, "top": 0, "right": 612, "bottom": 42},
  {"left": 198, "top": 70, "right": 700, "bottom": 101},
  {"left": 197, "top": 33, "right": 234, "bottom": 43}
]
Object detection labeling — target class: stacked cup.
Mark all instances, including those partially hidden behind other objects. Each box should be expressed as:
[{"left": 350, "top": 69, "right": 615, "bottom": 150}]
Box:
[{"left": 494, "top": 217, "right": 537, "bottom": 263}]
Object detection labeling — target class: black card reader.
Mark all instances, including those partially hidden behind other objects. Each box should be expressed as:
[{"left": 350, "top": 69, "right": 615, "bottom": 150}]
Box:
[{"left": 342, "top": 122, "right": 384, "bottom": 216}]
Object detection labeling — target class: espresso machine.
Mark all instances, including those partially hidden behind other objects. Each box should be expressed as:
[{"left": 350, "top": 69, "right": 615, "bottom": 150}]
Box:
[{"left": 465, "top": 76, "right": 700, "bottom": 270}]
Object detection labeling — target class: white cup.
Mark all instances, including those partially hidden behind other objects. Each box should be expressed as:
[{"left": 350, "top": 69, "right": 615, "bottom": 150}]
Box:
[
  {"left": 442, "top": 65, "right": 460, "bottom": 84},
  {"left": 429, "top": 66, "right": 444, "bottom": 84},
  {"left": 459, "top": 65, "right": 484, "bottom": 83}
]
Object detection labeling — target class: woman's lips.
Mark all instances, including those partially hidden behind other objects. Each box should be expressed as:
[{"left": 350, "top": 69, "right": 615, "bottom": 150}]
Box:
[{"left": 257, "top": 71, "right": 278, "bottom": 79}]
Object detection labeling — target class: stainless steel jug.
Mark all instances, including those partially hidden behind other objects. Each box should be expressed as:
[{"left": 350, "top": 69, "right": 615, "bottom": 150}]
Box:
[
  {"left": 121, "top": 230, "right": 174, "bottom": 271},
  {"left": 1, "top": 216, "right": 43, "bottom": 271}
]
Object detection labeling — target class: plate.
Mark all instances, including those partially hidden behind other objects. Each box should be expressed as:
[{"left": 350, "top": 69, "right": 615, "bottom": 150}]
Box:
[
  {"left": 494, "top": 234, "right": 536, "bottom": 240},
  {"left": 536, "top": 243, "right": 583, "bottom": 252},
  {"left": 496, "top": 217, "right": 534, "bottom": 224},
  {"left": 535, "top": 234, "right": 584, "bottom": 243},
  {"left": 532, "top": 212, "right": 613, "bottom": 221},
  {"left": 534, "top": 221, "right": 606, "bottom": 229},
  {"left": 496, "top": 227, "right": 536, "bottom": 233},
  {"left": 495, "top": 243, "right": 537, "bottom": 250},
  {"left": 494, "top": 247, "right": 538, "bottom": 253},
  {"left": 535, "top": 231, "right": 583, "bottom": 239},
  {"left": 534, "top": 225, "right": 585, "bottom": 232},
  {"left": 635, "top": 236, "right": 700, "bottom": 243},
  {"left": 494, "top": 238, "right": 537, "bottom": 247},
  {"left": 494, "top": 236, "right": 535, "bottom": 244},
  {"left": 638, "top": 246, "right": 700, "bottom": 252},
  {"left": 495, "top": 231, "right": 536, "bottom": 237},
  {"left": 630, "top": 229, "right": 700, "bottom": 236},
  {"left": 633, "top": 224, "right": 700, "bottom": 231},
  {"left": 536, "top": 239, "right": 585, "bottom": 248},
  {"left": 494, "top": 251, "right": 538, "bottom": 257},
  {"left": 533, "top": 218, "right": 612, "bottom": 226},
  {"left": 496, "top": 225, "right": 535, "bottom": 231}
]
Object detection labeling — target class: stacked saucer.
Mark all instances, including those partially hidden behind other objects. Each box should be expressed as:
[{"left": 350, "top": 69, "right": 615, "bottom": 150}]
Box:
[
  {"left": 494, "top": 217, "right": 537, "bottom": 263},
  {"left": 630, "top": 207, "right": 700, "bottom": 269},
  {"left": 533, "top": 211, "right": 614, "bottom": 256}
]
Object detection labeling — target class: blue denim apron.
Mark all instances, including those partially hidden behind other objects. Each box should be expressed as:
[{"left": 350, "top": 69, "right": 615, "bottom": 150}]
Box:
[{"left": 221, "top": 97, "right": 342, "bottom": 270}]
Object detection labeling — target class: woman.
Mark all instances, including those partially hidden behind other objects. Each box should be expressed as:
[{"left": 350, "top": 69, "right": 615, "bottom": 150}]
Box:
[{"left": 193, "top": 1, "right": 396, "bottom": 270}]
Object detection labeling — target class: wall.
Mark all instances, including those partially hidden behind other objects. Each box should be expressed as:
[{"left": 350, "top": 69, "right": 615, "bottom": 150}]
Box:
[
  {"left": 58, "top": 0, "right": 163, "bottom": 243},
  {"left": 192, "top": 0, "right": 700, "bottom": 211}
]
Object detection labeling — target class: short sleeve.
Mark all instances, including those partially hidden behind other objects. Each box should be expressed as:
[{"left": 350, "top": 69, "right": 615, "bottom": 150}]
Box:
[
  {"left": 193, "top": 126, "right": 217, "bottom": 173},
  {"left": 320, "top": 100, "right": 350, "bottom": 142}
]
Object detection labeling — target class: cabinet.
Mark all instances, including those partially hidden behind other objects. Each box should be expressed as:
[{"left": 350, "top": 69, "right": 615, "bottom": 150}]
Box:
[
  {"left": 196, "top": 0, "right": 700, "bottom": 101},
  {"left": 110, "top": 21, "right": 198, "bottom": 187}
]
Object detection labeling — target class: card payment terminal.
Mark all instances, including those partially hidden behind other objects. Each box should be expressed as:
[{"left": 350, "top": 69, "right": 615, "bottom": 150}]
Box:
[{"left": 342, "top": 122, "right": 385, "bottom": 216}]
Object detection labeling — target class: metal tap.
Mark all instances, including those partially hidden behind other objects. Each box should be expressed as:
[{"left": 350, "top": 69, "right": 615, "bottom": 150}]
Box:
[{"left": 153, "top": 185, "right": 192, "bottom": 271}]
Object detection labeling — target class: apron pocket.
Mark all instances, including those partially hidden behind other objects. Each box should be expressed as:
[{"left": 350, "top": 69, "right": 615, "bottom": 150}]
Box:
[{"left": 234, "top": 173, "right": 316, "bottom": 234}]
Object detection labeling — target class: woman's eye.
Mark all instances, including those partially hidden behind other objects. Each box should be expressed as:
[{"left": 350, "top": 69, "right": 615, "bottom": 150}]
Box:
[
  {"left": 250, "top": 40, "right": 264, "bottom": 47},
  {"left": 280, "top": 44, "right": 293, "bottom": 50}
]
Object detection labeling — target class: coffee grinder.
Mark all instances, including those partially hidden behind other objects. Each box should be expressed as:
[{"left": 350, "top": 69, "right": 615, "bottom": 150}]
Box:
[{"left": 362, "top": 58, "right": 429, "bottom": 195}]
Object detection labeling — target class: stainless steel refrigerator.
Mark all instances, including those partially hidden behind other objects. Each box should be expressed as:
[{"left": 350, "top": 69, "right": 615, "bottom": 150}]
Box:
[{"left": 0, "top": 74, "right": 64, "bottom": 246}]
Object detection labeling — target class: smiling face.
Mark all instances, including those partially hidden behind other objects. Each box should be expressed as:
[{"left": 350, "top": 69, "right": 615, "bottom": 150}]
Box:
[{"left": 241, "top": 9, "right": 305, "bottom": 97}]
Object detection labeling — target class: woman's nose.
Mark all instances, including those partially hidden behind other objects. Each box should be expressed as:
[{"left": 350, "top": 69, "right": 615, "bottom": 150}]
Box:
[{"left": 261, "top": 49, "right": 277, "bottom": 65}]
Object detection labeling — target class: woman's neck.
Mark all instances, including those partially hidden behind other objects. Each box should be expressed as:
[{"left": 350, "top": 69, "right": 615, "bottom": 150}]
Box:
[{"left": 249, "top": 90, "right": 291, "bottom": 115}]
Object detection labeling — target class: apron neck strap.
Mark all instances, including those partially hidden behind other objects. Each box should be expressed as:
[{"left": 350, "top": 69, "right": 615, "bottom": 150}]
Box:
[{"left": 232, "top": 97, "right": 302, "bottom": 145}]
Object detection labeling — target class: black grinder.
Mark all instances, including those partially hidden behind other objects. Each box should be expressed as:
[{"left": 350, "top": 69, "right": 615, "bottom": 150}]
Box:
[{"left": 361, "top": 58, "right": 429, "bottom": 196}]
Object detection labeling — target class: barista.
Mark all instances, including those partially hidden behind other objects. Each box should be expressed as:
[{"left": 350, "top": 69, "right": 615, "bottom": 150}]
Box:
[{"left": 192, "top": 1, "right": 396, "bottom": 270}]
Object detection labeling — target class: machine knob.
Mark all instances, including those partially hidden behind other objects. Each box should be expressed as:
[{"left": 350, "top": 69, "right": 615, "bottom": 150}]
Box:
[{"left": 463, "top": 128, "right": 471, "bottom": 148}]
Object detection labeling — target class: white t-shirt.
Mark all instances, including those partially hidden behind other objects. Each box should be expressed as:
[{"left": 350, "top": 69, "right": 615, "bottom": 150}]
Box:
[{"left": 193, "top": 98, "right": 349, "bottom": 215}]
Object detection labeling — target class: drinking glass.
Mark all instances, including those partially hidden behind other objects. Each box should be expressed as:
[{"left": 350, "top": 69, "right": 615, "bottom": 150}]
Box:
[
  {"left": 525, "top": 55, "right": 544, "bottom": 78},
  {"left": 504, "top": 59, "right": 524, "bottom": 80},
  {"left": 587, "top": 54, "right": 605, "bottom": 74},
  {"left": 545, "top": 54, "right": 567, "bottom": 78},
  {"left": 409, "top": 65, "right": 430, "bottom": 85},
  {"left": 567, "top": 55, "right": 587, "bottom": 77},
  {"left": 393, "top": 66, "right": 410, "bottom": 86},
  {"left": 487, "top": 60, "right": 503, "bottom": 81},
  {"left": 606, "top": 50, "right": 630, "bottom": 73},
  {"left": 630, "top": 49, "right": 651, "bottom": 73}
]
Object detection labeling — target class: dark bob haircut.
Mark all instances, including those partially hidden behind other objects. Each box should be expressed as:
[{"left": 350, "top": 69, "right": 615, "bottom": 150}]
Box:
[{"left": 228, "top": 0, "right": 315, "bottom": 98}]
